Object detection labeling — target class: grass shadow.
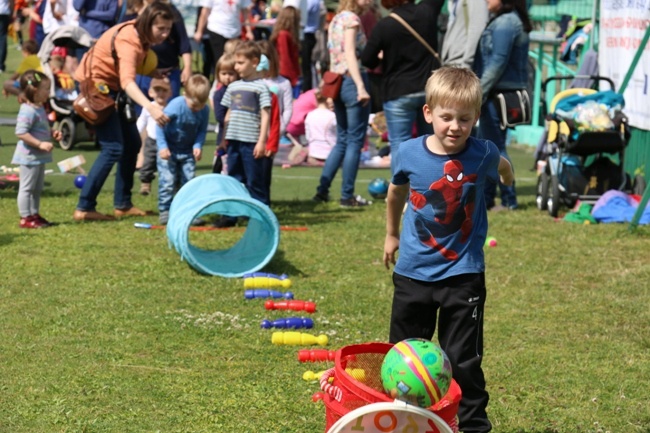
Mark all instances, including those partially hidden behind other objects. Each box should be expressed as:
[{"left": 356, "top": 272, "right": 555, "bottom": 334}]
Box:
[
  {"left": 0, "top": 233, "right": 20, "bottom": 246},
  {"left": 263, "top": 249, "right": 303, "bottom": 277},
  {"left": 271, "top": 199, "right": 363, "bottom": 227}
]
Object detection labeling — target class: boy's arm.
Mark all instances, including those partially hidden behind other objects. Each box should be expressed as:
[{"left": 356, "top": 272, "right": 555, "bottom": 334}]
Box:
[
  {"left": 219, "top": 109, "right": 230, "bottom": 150},
  {"left": 193, "top": 6, "right": 210, "bottom": 43},
  {"left": 253, "top": 107, "right": 270, "bottom": 159},
  {"left": 384, "top": 182, "right": 409, "bottom": 269},
  {"left": 155, "top": 123, "right": 170, "bottom": 160},
  {"left": 155, "top": 107, "right": 174, "bottom": 160},
  {"left": 192, "top": 107, "right": 209, "bottom": 161},
  {"left": 498, "top": 156, "right": 514, "bottom": 186}
]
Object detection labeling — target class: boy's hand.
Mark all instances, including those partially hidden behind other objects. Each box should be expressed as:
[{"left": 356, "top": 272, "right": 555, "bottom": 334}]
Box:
[
  {"left": 193, "top": 148, "right": 202, "bottom": 161},
  {"left": 52, "top": 130, "right": 63, "bottom": 141},
  {"left": 383, "top": 235, "right": 400, "bottom": 269},
  {"left": 253, "top": 142, "right": 265, "bottom": 159},
  {"left": 500, "top": 173, "right": 514, "bottom": 187},
  {"left": 265, "top": 149, "right": 277, "bottom": 158},
  {"left": 498, "top": 156, "right": 514, "bottom": 186},
  {"left": 38, "top": 141, "right": 54, "bottom": 152},
  {"left": 159, "top": 148, "right": 171, "bottom": 160}
]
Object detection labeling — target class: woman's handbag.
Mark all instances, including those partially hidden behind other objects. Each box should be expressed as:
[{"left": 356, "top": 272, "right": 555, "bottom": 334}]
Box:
[
  {"left": 73, "top": 22, "right": 134, "bottom": 126},
  {"left": 73, "top": 43, "right": 116, "bottom": 126},
  {"left": 74, "top": 78, "right": 115, "bottom": 126},
  {"left": 492, "top": 89, "right": 532, "bottom": 130},
  {"left": 321, "top": 70, "right": 343, "bottom": 100}
]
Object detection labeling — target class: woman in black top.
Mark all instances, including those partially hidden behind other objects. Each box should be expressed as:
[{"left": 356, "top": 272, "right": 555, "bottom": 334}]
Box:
[{"left": 361, "top": 0, "right": 443, "bottom": 173}]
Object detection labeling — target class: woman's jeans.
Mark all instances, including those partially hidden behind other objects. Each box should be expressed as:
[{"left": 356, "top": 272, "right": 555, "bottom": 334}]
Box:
[
  {"left": 476, "top": 101, "right": 517, "bottom": 209},
  {"left": 383, "top": 91, "right": 432, "bottom": 174},
  {"left": 77, "top": 110, "right": 142, "bottom": 211},
  {"left": 317, "top": 73, "right": 371, "bottom": 201}
]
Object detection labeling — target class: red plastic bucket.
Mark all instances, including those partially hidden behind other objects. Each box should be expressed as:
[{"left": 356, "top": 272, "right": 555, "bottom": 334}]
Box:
[{"left": 317, "top": 342, "right": 461, "bottom": 432}]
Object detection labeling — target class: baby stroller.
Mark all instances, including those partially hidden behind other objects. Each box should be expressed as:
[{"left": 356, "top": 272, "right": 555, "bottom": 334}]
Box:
[
  {"left": 37, "top": 25, "right": 94, "bottom": 150},
  {"left": 534, "top": 75, "right": 645, "bottom": 217}
]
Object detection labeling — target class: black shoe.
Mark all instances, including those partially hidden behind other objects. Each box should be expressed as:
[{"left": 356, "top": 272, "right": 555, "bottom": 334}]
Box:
[
  {"left": 212, "top": 216, "right": 238, "bottom": 228},
  {"left": 340, "top": 195, "right": 372, "bottom": 208},
  {"left": 313, "top": 192, "right": 330, "bottom": 203}
]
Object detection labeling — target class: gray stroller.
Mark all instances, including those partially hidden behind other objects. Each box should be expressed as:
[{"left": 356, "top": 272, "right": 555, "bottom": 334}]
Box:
[{"left": 37, "top": 25, "right": 94, "bottom": 150}]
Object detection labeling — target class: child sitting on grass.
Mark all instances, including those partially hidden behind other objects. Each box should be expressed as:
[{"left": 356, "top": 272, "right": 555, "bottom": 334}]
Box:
[
  {"left": 13, "top": 70, "right": 62, "bottom": 228},
  {"left": 156, "top": 74, "right": 211, "bottom": 225},
  {"left": 383, "top": 66, "right": 513, "bottom": 433},
  {"left": 3, "top": 39, "right": 42, "bottom": 99},
  {"left": 304, "top": 90, "right": 336, "bottom": 166},
  {"left": 137, "top": 77, "right": 172, "bottom": 196}
]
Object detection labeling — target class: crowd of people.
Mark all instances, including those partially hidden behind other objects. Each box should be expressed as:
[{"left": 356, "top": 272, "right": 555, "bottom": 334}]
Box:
[
  {"left": 1, "top": 0, "right": 533, "bottom": 224},
  {"left": 2, "top": 0, "right": 536, "bottom": 431}
]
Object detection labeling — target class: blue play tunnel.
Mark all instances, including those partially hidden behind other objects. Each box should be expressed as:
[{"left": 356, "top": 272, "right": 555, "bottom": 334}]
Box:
[{"left": 166, "top": 174, "right": 280, "bottom": 277}]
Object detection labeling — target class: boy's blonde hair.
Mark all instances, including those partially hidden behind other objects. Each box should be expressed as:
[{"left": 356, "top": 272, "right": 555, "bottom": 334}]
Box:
[
  {"left": 184, "top": 74, "right": 211, "bottom": 104},
  {"left": 234, "top": 40, "right": 262, "bottom": 62},
  {"left": 224, "top": 38, "right": 242, "bottom": 55},
  {"left": 425, "top": 66, "right": 482, "bottom": 115}
]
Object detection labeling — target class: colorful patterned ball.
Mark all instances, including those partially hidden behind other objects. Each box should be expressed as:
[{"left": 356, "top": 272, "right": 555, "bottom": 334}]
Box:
[
  {"left": 368, "top": 178, "right": 389, "bottom": 199},
  {"left": 381, "top": 338, "right": 453, "bottom": 408}
]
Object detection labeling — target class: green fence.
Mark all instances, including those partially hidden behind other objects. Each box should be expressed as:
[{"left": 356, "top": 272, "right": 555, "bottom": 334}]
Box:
[{"left": 625, "top": 129, "right": 650, "bottom": 177}]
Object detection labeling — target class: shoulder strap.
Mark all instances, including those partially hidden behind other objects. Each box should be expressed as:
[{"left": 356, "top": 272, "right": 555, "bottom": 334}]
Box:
[
  {"left": 389, "top": 13, "right": 439, "bottom": 61},
  {"left": 110, "top": 22, "right": 136, "bottom": 88}
]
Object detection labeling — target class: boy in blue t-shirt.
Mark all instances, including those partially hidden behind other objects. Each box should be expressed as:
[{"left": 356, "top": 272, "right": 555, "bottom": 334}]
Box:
[
  {"left": 156, "top": 74, "right": 211, "bottom": 225},
  {"left": 383, "top": 66, "right": 514, "bottom": 433}
]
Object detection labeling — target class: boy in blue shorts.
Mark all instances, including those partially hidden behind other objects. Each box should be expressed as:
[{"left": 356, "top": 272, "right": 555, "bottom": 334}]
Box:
[
  {"left": 383, "top": 66, "right": 514, "bottom": 433},
  {"left": 156, "top": 74, "right": 211, "bottom": 225},
  {"left": 215, "top": 41, "right": 271, "bottom": 227}
]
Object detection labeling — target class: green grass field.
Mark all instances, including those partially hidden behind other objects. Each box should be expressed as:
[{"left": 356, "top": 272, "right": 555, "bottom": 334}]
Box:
[{"left": 1, "top": 46, "right": 649, "bottom": 433}]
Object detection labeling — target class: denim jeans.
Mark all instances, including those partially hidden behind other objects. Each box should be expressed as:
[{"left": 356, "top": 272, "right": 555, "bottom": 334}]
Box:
[
  {"left": 77, "top": 110, "right": 142, "bottom": 211},
  {"left": 316, "top": 73, "right": 371, "bottom": 200},
  {"left": 0, "top": 14, "right": 9, "bottom": 71},
  {"left": 476, "top": 101, "right": 517, "bottom": 209},
  {"left": 383, "top": 91, "right": 432, "bottom": 174},
  {"left": 157, "top": 153, "right": 196, "bottom": 212},
  {"left": 227, "top": 140, "right": 267, "bottom": 204}
]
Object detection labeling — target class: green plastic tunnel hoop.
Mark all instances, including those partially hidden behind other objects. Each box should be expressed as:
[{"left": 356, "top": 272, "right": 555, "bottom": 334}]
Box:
[{"left": 166, "top": 174, "right": 280, "bottom": 277}]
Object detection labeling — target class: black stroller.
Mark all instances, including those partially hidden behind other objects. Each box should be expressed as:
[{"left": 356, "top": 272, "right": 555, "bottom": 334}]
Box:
[{"left": 535, "top": 75, "right": 646, "bottom": 217}]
